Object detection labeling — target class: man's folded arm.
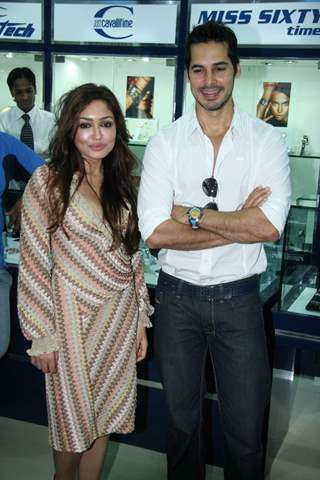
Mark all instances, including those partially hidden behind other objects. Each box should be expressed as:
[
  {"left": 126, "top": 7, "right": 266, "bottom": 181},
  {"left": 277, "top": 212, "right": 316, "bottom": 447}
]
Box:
[{"left": 146, "top": 218, "right": 231, "bottom": 250}]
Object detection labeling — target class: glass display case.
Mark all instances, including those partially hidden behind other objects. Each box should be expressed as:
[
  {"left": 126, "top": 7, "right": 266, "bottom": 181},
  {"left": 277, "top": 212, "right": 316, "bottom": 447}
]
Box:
[
  {"left": 289, "top": 154, "right": 320, "bottom": 208},
  {"left": 273, "top": 205, "right": 320, "bottom": 344},
  {"left": 278, "top": 205, "right": 319, "bottom": 311},
  {"left": 260, "top": 239, "right": 283, "bottom": 302}
]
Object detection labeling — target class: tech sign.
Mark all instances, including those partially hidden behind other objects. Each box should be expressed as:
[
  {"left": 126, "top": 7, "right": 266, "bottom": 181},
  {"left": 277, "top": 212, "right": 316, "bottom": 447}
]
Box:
[
  {"left": 0, "top": 2, "right": 41, "bottom": 40},
  {"left": 190, "top": 1, "right": 320, "bottom": 45},
  {"left": 54, "top": 3, "right": 178, "bottom": 44}
]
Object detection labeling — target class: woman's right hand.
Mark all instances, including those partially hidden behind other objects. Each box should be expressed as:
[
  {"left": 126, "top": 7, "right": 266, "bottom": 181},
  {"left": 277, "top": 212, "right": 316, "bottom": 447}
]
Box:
[{"left": 31, "top": 351, "right": 59, "bottom": 374}]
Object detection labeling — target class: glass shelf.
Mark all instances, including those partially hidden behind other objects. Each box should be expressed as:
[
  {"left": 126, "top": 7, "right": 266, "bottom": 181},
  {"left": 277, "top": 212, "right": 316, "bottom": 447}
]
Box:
[{"left": 276, "top": 205, "right": 320, "bottom": 316}]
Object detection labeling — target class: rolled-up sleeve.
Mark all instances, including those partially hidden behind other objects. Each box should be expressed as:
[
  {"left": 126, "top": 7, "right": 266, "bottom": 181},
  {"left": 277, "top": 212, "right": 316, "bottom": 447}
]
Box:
[
  {"left": 256, "top": 129, "right": 291, "bottom": 236},
  {"left": 138, "top": 132, "right": 174, "bottom": 241}
]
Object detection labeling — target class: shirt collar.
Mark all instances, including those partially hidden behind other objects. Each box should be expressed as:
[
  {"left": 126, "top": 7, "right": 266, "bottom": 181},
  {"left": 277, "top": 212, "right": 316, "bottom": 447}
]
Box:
[
  {"left": 187, "top": 102, "right": 243, "bottom": 141},
  {"left": 14, "top": 105, "right": 37, "bottom": 122}
]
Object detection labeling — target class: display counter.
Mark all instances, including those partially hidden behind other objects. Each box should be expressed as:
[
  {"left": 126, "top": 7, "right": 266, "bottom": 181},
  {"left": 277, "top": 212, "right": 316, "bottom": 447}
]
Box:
[{"left": 272, "top": 204, "right": 320, "bottom": 348}]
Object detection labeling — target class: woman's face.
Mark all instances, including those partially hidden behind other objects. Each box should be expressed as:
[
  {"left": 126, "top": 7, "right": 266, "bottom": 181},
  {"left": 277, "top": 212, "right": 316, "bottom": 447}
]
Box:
[
  {"left": 74, "top": 100, "right": 117, "bottom": 164},
  {"left": 269, "top": 91, "right": 289, "bottom": 122}
]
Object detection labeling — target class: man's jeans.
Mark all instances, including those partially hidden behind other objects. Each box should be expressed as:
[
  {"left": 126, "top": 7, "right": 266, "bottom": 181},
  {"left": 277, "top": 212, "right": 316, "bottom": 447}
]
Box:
[
  {"left": 155, "top": 271, "right": 271, "bottom": 480},
  {"left": 0, "top": 267, "right": 12, "bottom": 358}
]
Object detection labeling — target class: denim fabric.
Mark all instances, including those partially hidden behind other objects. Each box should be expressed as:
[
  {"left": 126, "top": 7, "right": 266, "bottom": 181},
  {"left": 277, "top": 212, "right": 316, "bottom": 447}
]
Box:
[
  {"left": 155, "top": 271, "right": 271, "bottom": 480},
  {"left": 0, "top": 267, "right": 12, "bottom": 358}
]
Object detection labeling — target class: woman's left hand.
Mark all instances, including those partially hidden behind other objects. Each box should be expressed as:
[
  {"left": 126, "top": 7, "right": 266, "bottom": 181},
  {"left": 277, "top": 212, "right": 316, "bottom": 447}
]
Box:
[{"left": 136, "top": 325, "right": 148, "bottom": 362}]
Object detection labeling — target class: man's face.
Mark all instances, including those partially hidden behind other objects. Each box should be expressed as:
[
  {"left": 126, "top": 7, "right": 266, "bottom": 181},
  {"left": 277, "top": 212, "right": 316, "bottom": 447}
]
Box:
[
  {"left": 269, "top": 91, "right": 289, "bottom": 122},
  {"left": 10, "top": 77, "right": 36, "bottom": 113},
  {"left": 188, "top": 41, "right": 239, "bottom": 113}
]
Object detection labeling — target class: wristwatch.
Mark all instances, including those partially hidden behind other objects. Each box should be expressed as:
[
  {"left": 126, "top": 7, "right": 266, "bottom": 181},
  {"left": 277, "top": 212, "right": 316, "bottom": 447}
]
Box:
[
  {"left": 259, "top": 98, "right": 268, "bottom": 106},
  {"left": 187, "top": 206, "right": 203, "bottom": 229}
]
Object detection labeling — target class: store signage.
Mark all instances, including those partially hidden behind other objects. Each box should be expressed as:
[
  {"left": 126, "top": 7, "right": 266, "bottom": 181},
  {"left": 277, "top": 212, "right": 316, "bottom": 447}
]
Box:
[
  {"left": 0, "top": 2, "right": 41, "bottom": 40},
  {"left": 190, "top": 2, "right": 320, "bottom": 45},
  {"left": 54, "top": 3, "right": 177, "bottom": 44},
  {"left": 93, "top": 5, "right": 133, "bottom": 40}
]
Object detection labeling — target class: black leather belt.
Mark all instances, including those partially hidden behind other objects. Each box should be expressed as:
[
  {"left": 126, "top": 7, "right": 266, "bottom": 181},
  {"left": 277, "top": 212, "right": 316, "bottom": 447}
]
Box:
[{"left": 158, "top": 270, "right": 260, "bottom": 300}]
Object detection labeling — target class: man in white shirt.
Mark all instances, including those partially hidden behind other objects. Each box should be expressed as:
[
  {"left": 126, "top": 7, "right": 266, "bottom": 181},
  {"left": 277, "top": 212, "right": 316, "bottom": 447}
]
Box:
[
  {"left": 0, "top": 67, "right": 55, "bottom": 159},
  {"left": 138, "top": 21, "right": 291, "bottom": 480}
]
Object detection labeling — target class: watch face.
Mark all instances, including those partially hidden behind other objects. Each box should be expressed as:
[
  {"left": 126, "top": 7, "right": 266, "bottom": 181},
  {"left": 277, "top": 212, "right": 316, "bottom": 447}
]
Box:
[{"left": 190, "top": 207, "right": 201, "bottom": 219}]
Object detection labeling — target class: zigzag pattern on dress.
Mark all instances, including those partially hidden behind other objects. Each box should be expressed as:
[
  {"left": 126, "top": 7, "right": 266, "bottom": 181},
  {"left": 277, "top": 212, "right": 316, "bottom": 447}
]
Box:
[{"left": 18, "top": 165, "right": 153, "bottom": 453}]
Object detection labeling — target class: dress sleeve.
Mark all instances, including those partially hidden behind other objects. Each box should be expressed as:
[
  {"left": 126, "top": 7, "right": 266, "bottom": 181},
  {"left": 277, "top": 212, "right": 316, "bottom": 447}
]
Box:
[
  {"left": 132, "top": 250, "right": 154, "bottom": 327},
  {"left": 18, "top": 165, "right": 58, "bottom": 355}
]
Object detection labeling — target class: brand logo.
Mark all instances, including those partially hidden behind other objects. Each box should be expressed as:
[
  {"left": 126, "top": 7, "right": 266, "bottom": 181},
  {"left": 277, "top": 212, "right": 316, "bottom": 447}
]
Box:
[
  {"left": 94, "top": 5, "right": 133, "bottom": 40},
  {"left": 197, "top": 8, "right": 320, "bottom": 38},
  {"left": 0, "top": 7, "right": 35, "bottom": 38}
]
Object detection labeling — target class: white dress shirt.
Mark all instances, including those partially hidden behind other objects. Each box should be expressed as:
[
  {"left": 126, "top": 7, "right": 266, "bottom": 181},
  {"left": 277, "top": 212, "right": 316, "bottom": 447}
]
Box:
[
  {"left": 138, "top": 105, "right": 291, "bottom": 285},
  {"left": 0, "top": 105, "right": 55, "bottom": 158}
]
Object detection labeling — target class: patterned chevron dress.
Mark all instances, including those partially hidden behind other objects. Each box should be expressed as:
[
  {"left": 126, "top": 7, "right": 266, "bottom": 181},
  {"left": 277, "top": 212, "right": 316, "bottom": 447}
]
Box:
[{"left": 18, "top": 165, "right": 153, "bottom": 453}]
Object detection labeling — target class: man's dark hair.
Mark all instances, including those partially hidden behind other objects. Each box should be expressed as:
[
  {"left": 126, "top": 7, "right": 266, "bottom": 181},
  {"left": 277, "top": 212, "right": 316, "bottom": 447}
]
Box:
[
  {"left": 7, "top": 67, "right": 36, "bottom": 91},
  {"left": 185, "top": 21, "right": 239, "bottom": 74}
]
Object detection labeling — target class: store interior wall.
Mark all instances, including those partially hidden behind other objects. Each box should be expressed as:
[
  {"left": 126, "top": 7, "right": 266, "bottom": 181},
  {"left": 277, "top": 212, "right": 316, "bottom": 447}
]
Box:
[{"left": 53, "top": 55, "right": 176, "bottom": 143}]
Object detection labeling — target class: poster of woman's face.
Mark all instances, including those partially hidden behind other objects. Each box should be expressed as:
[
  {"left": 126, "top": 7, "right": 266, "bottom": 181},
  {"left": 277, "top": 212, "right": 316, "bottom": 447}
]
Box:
[
  {"left": 125, "top": 76, "right": 155, "bottom": 119},
  {"left": 257, "top": 82, "right": 291, "bottom": 127}
]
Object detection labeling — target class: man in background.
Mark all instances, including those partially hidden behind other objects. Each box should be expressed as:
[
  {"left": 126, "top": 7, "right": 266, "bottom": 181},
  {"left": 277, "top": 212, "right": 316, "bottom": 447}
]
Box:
[{"left": 0, "top": 67, "right": 55, "bottom": 159}]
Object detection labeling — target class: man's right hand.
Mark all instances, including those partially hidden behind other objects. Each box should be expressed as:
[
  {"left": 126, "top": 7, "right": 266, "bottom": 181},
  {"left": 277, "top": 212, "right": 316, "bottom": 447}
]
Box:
[{"left": 242, "top": 186, "right": 271, "bottom": 209}]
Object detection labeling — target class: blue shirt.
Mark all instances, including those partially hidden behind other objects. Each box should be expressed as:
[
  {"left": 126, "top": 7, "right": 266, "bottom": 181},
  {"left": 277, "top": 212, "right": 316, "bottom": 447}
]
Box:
[{"left": 0, "top": 132, "right": 43, "bottom": 267}]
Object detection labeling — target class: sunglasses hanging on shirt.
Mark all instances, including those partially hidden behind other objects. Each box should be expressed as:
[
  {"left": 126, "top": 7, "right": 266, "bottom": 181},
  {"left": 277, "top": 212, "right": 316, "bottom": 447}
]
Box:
[{"left": 202, "top": 177, "right": 218, "bottom": 211}]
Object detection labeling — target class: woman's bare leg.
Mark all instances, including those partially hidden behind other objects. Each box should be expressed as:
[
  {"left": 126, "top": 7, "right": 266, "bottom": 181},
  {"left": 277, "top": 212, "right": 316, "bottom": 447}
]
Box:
[
  {"left": 53, "top": 449, "right": 81, "bottom": 480},
  {"left": 79, "top": 436, "right": 109, "bottom": 480}
]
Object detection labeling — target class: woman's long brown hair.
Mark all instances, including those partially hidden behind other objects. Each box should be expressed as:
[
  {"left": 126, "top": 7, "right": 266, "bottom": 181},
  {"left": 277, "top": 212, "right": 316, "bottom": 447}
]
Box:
[{"left": 47, "top": 83, "right": 140, "bottom": 255}]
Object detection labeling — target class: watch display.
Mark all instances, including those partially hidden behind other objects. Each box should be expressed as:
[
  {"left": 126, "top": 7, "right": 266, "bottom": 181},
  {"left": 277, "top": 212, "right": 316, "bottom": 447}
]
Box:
[{"left": 188, "top": 206, "right": 203, "bottom": 229}]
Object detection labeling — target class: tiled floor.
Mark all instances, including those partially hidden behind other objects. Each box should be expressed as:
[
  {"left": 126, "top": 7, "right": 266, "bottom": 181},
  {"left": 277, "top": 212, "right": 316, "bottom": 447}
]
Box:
[
  {"left": 265, "top": 373, "right": 320, "bottom": 480},
  {"left": 0, "top": 373, "right": 319, "bottom": 479}
]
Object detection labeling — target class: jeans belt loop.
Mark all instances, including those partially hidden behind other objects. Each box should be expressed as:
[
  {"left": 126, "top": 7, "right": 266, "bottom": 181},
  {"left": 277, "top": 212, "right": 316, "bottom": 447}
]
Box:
[
  {"left": 223, "top": 287, "right": 233, "bottom": 300},
  {"left": 176, "top": 278, "right": 184, "bottom": 297}
]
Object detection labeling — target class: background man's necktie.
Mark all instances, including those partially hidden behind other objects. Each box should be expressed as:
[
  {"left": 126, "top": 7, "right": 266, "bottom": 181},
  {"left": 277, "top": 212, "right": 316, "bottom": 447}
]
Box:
[{"left": 20, "top": 113, "right": 34, "bottom": 150}]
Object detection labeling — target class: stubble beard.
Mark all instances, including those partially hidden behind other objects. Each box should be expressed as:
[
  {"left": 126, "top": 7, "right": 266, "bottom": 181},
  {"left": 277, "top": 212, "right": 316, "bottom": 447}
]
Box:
[{"left": 195, "top": 87, "right": 233, "bottom": 113}]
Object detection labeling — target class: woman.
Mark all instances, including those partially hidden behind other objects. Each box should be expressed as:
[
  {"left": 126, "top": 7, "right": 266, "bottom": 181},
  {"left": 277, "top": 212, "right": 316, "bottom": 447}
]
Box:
[{"left": 18, "top": 83, "right": 153, "bottom": 480}]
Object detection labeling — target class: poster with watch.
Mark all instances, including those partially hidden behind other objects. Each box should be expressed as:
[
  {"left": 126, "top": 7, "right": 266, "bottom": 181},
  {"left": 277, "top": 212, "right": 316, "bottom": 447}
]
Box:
[
  {"left": 256, "top": 82, "right": 291, "bottom": 127},
  {"left": 125, "top": 76, "right": 155, "bottom": 119}
]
